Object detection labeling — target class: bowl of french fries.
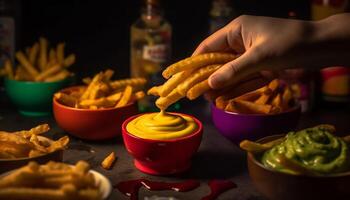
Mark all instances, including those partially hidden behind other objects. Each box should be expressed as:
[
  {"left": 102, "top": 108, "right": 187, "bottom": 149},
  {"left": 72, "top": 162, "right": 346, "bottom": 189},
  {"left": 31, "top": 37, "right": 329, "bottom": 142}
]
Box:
[
  {"left": 0, "top": 160, "right": 111, "bottom": 200},
  {"left": 0, "top": 124, "right": 69, "bottom": 173},
  {"left": 53, "top": 69, "right": 146, "bottom": 140},
  {"left": 2, "top": 37, "right": 75, "bottom": 116},
  {"left": 211, "top": 79, "right": 301, "bottom": 144}
]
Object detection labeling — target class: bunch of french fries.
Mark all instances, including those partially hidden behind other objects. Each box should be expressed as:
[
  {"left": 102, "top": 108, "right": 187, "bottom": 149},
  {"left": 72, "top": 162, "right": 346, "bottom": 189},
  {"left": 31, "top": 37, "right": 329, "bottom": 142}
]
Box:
[
  {"left": 0, "top": 161, "right": 101, "bottom": 200},
  {"left": 148, "top": 53, "right": 238, "bottom": 110},
  {"left": 215, "top": 79, "right": 295, "bottom": 114},
  {"left": 54, "top": 69, "right": 147, "bottom": 109},
  {"left": 0, "top": 124, "right": 69, "bottom": 159},
  {"left": 0, "top": 37, "right": 75, "bottom": 82}
]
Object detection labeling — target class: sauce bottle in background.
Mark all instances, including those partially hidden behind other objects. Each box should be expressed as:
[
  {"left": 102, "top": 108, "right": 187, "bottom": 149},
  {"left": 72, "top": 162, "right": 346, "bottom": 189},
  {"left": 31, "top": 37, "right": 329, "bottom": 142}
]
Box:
[
  {"left": 311, "top": 0, "right": 350, "bottom": 104},
  {"left": 209, "top": 0, "right": 235, "bottom": 34},
  {"left": 130, "top": 0, "right": 172, "bottom": 112},
  {"left": 0, "top": 0, "right": 15, "bottom": 68}
]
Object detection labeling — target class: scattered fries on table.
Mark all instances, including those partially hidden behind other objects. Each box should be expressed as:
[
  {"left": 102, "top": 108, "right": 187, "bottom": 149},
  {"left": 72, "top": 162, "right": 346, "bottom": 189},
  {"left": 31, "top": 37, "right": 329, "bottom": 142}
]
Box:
[
  {"left": 101, "top": 152, "right": 116, "bottom": 170},
  {"left": 0, "top": 161, "right": 102, "bottom": 200},
  {"left": 54, "top": 69, "right": 147, "bottom": 109},
  {"left": 148, "top": 53, "right": 238, "bottom": 110},
  {"left": 215, "top": 79, "right": 297, "bottom": 114},
  {"left": 0, "top": 37, "right": 75, "bottom": 82},
  {"left": 0, "top": 124, "right": 69, "bottom": 159}
]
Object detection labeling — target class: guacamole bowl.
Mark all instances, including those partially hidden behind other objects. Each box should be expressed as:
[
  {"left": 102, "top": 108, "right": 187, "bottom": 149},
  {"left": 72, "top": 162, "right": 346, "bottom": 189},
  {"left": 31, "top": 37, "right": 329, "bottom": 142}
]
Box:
[
  {"left": 122, "top": 113, "right": 203, "bottom": 175},
  {"left": 53, "top": 86, "right": 139, "bottom": 140},
  {"left": 247, "top": 134, "right": 350, "bottom": 200},
  {"left": 211, "top": 103, "right": 301, "bottom": 144},
  {"left": 4, "top": 77, "right": 73, "bottom": 117}
]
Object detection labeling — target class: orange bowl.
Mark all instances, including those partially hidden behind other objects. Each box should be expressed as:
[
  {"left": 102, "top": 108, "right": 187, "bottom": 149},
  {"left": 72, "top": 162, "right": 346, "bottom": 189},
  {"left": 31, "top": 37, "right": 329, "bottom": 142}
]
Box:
[{"left": 53, "top": 86, "right": 139, "bottom": 140}]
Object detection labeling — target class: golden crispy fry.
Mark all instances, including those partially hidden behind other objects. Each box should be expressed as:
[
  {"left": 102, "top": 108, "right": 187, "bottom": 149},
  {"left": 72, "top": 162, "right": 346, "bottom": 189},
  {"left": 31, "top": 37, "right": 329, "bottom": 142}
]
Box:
[
  {"left": 88, "top": 83, "right": 107, "bottom": 100},
  {"left": 271, "top": 93, "right": 282, "bottom": 108},
  {"left": 80, "top": 72, "right": 103, "bottom": 100},
  {"left": 116, "top": 85, "right": 133, "bottom": 108},
  {"left": 162, "top": 53, "right": 236, "bottom": 79},
  {"left": 63, "top": 54, "right": 76, "bottom": 68},
  {"left": 159, "top": 70, "right": 192, "bottom": 97},
  {"left": 110, "top": 78, "right": 146, "bottom": 90},
  {"left": 4, "top": 59, "right": 13, "bottom": 79},
  {"left": 147, "top": 86, "right": 162, "bottom": 96},
  {"left": 55, "top": 92, "right": 77, "bottom": 107},
  {"left": 44, "top": 70, "right": 70, "bottom": 82},
  {"left": 35, "top": 64, "right": 61, "bottom": 81},
  {"left": 29, "top": 135, "right": 47, "bottom": 153},
  {"left": 224, "top": 100, "right": 239, "bottom": 113},
  {"left": 186, "top": 79, "right": 211, "bottom": 100},
  {"left": 102, "top": 69, "right": 114, "bottom": 81},
  {"left": 47, "top": 136, "right": 69, "bottom": 153},
  {"left": 80, "top": 98, "right": 115, "bottom": 108},
  {"left": 156, "top": 90, "right": 184, "bottom": 110},
  {"left": 254, "top": 94, "right": 271, "bottom": 105},
  {"left": 234, "top": 86, "right": 271, "bottom": 101},
  {"left": 13, "top": 124, "right": 50, "bottom": 139},
  {"left": 38, "top": 37, "right": 48, "bottom": 70},
  {"left": 101, "top": 152, "right": 116, "bottom": 170},
  {"left": 268, "top": 79, "right": 280, "bottom": 92},
  {"left": 15, "top": 51, "right": 39, "bottom": 77},
  {"left": 234, "top": 99, "right": 273, "bottom": 114},
  {"left": 28, "top": 43, "right": 39, "bottom": 65},
  {"left": 14, "top": 66, "right": 34, "bottom": 81},
  {"left": 106, "top": 92, "right": 122, "bottom": 101},
  {"left": 177, "top": 64, "right": 221, "bottom": 95},
  {"left": 215, "top": 96, "right": 229, "bottom": 110},
  {"left": 56, "top": 43, "right": 65, "bottom": 64}
]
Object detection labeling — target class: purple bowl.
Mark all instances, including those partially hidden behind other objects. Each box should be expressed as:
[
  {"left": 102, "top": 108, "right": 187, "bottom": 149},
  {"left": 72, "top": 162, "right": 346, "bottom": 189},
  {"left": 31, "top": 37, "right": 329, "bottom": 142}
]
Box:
[{"left": 210, "top": 103, "right": 301, "bottom": 144}]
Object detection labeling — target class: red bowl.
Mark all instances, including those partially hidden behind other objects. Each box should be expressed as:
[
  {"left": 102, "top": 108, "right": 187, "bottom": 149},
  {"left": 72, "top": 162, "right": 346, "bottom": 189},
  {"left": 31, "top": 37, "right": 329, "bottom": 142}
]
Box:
[
  {"left": 53, "top": 86, "right": 139, "bottom": 140},
  {"left": 122, "top": 113, "right": 203, "bottom": 175}
]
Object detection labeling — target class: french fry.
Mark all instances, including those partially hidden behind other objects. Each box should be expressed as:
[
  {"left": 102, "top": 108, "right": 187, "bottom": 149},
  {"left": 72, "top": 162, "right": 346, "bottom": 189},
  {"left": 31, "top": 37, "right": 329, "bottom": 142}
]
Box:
[
  {"left": 147, "top": 86, "right": 162, "bottom": 96},
  {"left": 268, "top": 79, "right": 279, "bottom": 92},
  {"left": 177, "top": 64, "right": 221, "bottom": 95},
  {"left": 13, "top": 124, "right": 50, "bottom": 139},
  {"left": 186, "top": 79, "right": 211, "bottom": 100},
  {"left": 48, "top": 48, "right": 57, "bottom": 66},
  {"left": 101, "top": 152, "right": 116, "bottom": 170},
  {"left": 28, "top": 43, "right": 39, "bottom": 65},
  {"left": 215, "top": 96, "right": 229, "bottom": 110},
  {"left": 56, "top": 43, "right": 65, "bottom": 64},
  {"left": 239, "top": 138, "right": 284, "bottom": 153},
  {"left": 156, "top": 90, "right": 184, "bottom": 110},
  {"left": 82, "top": 77, "right": 91, "bottom": 85},
  {"left": 44, "top": 70, "right": 70, "bottom": 82},
  {"left": 80, "top": 72, "right": 103, "bottom": 100},
  {"left": 29, "top": 135, "right": 47, "bottom": 153},
  {"left": 134, "top": 91, "right": 145, "bottom": 100},
  {"left": 15, "top": 51, "right": 39, "bottom": 77},
  {"left": 35, "top": 64, "right": 61, "bottom": 81},
  {"left": 62, "top": 54, "right": 75, "bottom": 68},
  {"left": 162, "top": 53, "right": 236, "bottom": 79},
  {"left": 4, "top": 59, "right": 13, "bottom": 79},
  {"left": 282, "top": 86, "right": 293, "bottom": 109},
  {"left": 54, "top": 92, "right": 77, "bottom": 107},
  {"left": 102, "top": 69, "right": 114, "bottom": 81},
  {"left": 116, "top": 85, "right": 133, "bottom": 108},
  {"left": 110, "top": 78, "right": 146, "bottom": 90},
  {"left": 80, "top": 98, "right": 115, "bottom": 108},
  {"left": 38, "top": 37, "right": 48, "bottom": 70},
  {"left": 234, "top": 99, "right": 272, "bottom": 114},
  {"left": 159, "top": 70, "right": 192, "bottom": 97},
  {"left": 255, "top": 94, "right": 271, "bottom": 105},
  {"left": 47, "top": 136, "right": 69, "bottom": 153},
  {"left": 14, "top": 66, "right": 34, "bottom": 81},
  {"left": 225, "top": 100, "right": 239, "bottom": 113},
  {"left": 106, "top": 92, "right": 122, "bottom": 101},
  {"left": 271, "top": 93, "right": 282, "bottom": 108}
]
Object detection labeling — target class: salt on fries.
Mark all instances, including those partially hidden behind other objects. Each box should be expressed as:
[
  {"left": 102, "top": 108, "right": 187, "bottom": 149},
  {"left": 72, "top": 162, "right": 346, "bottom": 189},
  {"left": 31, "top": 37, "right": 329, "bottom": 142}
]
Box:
[
  {"left": 215, "top": 79, "right": 296, "bottom": 114},
  {"left": 0, "top": 161, "right": 102, "bottom": 200},
  {"left": 149, "top": 53, "right": 238, "bottom": 110},
  {"left": 0, "top": 124, "right": 69, "bottom": 159},
  {"left": 54, "top": 69, "right": 147, "bottom": 109},
  {"left": 0, "top": 37, "right": 75, "bottom": 82}
]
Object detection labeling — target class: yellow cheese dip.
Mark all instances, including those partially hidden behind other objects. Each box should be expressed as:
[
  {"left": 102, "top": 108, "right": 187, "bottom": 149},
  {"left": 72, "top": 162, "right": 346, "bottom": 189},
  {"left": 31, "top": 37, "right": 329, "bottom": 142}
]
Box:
[{"left": 126, "top": 111, "right": 198, "bottom": 140}]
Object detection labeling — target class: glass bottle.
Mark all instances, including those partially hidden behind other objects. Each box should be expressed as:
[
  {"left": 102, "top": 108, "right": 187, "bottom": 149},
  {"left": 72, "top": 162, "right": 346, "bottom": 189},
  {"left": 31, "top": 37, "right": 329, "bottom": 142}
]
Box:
[{"left": 130, "top": 0, "right": 171, "bottom": 112}]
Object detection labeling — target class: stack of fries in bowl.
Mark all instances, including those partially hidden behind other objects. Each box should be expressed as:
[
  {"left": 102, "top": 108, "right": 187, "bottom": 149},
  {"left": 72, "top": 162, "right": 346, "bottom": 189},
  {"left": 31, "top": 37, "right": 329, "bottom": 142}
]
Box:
[
  {"left": 1, "top": 37, "right": 75, "bottom": 116},
  {"left": 53, "top": 69, "right": 147, "bottom": 140},
  {"left": 211, "top": 79, "right": 301, "bottom": 144},
  {"left": 0, "top": 160, "right": 111, "bottom": 200},
  {"left": 0, "top": 124, "right": 69, "bottom": 173}
]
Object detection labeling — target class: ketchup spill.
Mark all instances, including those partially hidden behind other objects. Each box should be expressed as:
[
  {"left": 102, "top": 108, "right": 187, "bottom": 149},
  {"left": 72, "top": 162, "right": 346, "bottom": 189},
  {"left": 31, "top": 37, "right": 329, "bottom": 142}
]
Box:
[
  {"left": 201, "top": 180, "right": 237, "bottom": 200},
  {"left": 115, "top": 179, "right": 200, "bottom": 200}
]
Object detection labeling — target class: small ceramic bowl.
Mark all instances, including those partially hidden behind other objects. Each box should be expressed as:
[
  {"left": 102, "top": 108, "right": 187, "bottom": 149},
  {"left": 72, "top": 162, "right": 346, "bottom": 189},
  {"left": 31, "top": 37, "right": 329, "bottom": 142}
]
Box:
[
  {"left": 53, "top": 86, "right": 139, "bottom": 140},
  {"left": 122, "top": 113, "right": 203, "bottom": 175},
  {"left": 211, "top": 103, "right": 300, "bottom": 144},
  {"left": 4, "top": 77, "right": 73, "bottom": 117},
  {"left": 0, "top": 136, "right": 63, "bottom": 173},
  {"left": 247, "top": 135, "right": 350, "bottom": 200}
]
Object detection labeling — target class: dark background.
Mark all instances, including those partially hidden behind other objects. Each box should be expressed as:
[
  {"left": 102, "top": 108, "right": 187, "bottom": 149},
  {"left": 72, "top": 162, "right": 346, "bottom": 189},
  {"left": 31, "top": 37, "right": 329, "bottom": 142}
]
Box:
[{"left": 13, "top": 0, "right": 310, "bottom": 78}]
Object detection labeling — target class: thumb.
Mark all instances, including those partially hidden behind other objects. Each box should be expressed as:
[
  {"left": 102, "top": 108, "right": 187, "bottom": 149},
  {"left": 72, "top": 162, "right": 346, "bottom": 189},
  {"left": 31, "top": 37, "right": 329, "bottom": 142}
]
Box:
[{"left": 208, "top": 47, "right": 263, "bottom": 89}]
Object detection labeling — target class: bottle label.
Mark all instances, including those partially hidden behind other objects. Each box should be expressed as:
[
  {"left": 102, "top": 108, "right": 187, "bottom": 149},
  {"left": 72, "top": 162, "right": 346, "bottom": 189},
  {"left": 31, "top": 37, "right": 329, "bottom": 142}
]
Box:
[
  {"left": 143, "top": 44, "right": 168, "bottom": 63},
  {"left": 0, "top": 17, "right": 15, "bottom": 67},
  {"left": 321, "top": 66, "right": 350, "bottom": 96}
]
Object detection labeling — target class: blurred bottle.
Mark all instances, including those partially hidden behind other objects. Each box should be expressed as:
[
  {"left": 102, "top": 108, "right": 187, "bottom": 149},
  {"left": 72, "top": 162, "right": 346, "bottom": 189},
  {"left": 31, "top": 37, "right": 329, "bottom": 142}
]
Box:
[
  {"left": 130, "top": 0, "right": 172, "bottom": 111},
  {"left": 311, "top": 0, "right": 350, "bottom": 104},
  {"left": 0, "top": 0, "right": 15, "bottom": 68},
  {"left": 209, "top": 0, "right": 235, "bottom": 34},
  {"left": 280, "top": 11, "right": 315, "bottom": 113}
]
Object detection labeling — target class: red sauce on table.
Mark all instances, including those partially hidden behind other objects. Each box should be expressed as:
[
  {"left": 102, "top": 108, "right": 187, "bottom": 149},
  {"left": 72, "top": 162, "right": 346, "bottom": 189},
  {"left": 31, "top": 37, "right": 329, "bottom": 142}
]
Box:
[
  {"left": 115, "top": 179, "right": 237, "bottom": 200},
  {"left": 201, "top": 180, "right": 237, "bottom": 200}
]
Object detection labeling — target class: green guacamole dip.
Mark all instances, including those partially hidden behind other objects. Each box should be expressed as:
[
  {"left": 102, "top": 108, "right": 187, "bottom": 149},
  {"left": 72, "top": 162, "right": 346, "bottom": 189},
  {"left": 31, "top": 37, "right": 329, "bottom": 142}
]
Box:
[{"left": 261, "top": 126, "right": 350, "bottom": 174}]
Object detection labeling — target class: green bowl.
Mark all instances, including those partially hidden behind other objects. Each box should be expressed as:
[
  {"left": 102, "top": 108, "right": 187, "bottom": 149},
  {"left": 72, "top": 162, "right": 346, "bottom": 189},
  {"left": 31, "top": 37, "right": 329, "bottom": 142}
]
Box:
[{"left": 4, "top": 77, "right": 74, "bottom": 117}]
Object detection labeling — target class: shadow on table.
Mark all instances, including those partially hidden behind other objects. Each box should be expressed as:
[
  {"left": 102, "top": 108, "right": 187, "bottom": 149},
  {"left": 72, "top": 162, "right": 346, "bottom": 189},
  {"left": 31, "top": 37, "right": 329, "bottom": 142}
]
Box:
[{"left": 181, "top": 150, "right": 247, "bottom": 179}]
